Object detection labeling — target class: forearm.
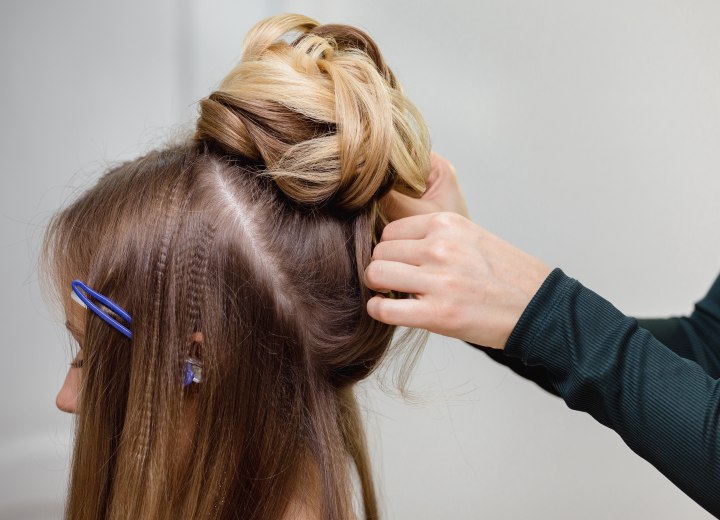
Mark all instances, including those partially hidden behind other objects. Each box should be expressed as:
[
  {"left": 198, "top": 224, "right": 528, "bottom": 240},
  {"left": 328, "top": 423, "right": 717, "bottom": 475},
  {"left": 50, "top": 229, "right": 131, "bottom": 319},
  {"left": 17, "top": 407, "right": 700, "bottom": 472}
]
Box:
[
  {"left": 505, "top": 269, "right": 720, "bottom": 516},
  {"left": 470, "top": 274, "right": 720, "bottom": 398},
  {"left": 469, "top": 316, "right": 716, "bottom": 399},
  {"left": 470, "top": 315, "right": 718, "bottom": 398}
]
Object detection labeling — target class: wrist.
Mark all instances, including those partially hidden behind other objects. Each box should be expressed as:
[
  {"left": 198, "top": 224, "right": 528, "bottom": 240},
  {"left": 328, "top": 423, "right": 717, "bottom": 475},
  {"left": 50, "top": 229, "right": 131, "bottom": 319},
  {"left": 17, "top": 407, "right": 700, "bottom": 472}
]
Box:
[{"left": 504, "top": 267, "right": 566, "bottom": 359}]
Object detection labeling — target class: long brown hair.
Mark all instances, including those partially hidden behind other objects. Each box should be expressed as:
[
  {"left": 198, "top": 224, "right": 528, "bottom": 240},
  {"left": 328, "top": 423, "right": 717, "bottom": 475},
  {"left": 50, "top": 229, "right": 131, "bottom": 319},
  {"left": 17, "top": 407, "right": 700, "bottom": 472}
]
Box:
[{"left": 42, "top": 14, "right": 430, "bottom": 520}]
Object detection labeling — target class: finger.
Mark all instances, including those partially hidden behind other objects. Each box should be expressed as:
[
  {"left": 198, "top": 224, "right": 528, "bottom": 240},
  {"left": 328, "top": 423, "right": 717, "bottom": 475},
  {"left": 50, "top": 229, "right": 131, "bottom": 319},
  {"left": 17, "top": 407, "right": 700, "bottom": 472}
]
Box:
[
  {"left": 427, "top": 152, "right": 443, "bottom": 186},
  {"left": 431, "top": 151, "right": 455, "bottom": 174},
  {"left": 424, "top": 153, "right": 457, "bottom": 200},
  {"left": 371, "top": 239, "right": 426, "bottom": 266},
  {"left": 363, "top": 259, "right": 430, "bottom": 294},
  {"left": 379, "top": 212, "right": 442, "bottom": 241},
  {"left": 366, "top": 294, "right": 434, "bottom": 329},
  {"left": 380, "top": 189, "right": 439, "bottom": 221}
]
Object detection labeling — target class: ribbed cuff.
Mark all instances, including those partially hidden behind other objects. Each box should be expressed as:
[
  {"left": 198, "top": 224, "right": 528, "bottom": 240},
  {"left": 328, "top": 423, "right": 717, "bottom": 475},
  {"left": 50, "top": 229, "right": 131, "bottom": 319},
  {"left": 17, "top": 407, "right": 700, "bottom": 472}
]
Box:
[{"left": 504, "top": 267, "right": 575, "bottom": 364}]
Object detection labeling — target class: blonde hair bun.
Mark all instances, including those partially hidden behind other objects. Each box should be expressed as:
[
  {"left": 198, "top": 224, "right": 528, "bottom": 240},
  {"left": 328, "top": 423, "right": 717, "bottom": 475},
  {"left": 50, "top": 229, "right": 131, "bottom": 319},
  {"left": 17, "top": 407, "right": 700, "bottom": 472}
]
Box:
[{"left": 195, "top": 14, "right": 430, "bottom": 212}]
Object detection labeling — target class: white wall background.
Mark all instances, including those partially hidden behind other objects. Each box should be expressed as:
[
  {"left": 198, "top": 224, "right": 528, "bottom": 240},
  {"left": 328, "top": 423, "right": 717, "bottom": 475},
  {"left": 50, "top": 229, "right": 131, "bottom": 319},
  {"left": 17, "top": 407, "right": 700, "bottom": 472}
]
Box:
[{"left": 2, "top": 1, "right": 719, "bottom": 518}]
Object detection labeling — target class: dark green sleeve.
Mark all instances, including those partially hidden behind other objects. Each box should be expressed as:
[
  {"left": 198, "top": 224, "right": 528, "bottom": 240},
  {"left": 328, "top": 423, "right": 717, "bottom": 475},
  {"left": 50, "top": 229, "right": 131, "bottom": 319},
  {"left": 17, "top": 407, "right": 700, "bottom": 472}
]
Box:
[
  {"left": 638, "top": 273, "right": 720, "bottom": 378},
  {"left": 467, "top": 273, "right": 720, "bottom": 393},
  {"left": 501, "top": 268, "right": 720, "bottom": 516}
]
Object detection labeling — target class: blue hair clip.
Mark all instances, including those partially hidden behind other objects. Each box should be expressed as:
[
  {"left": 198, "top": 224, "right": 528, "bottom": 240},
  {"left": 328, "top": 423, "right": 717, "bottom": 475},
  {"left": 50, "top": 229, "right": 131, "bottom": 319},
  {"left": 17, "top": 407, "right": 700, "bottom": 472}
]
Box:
[
  {"left": 71, "top": 280, "right": 132, "bottom": 338},
  {"left": 70, "top": 279, "right": 202, "bottom": 387}
]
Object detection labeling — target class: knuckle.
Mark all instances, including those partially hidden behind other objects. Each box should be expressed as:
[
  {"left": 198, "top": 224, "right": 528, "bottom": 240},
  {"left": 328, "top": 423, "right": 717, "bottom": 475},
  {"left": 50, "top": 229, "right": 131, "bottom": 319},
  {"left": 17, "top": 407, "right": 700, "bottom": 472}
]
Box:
[
  {"left": 430, "top": 211, "right": 458, "bottom": 230},
  {"left": 428, "top": 238, "right": 453, "bottom": 261},
  {"left": 429, "top": 212, "right": 468, "bottom": 236},
  {"left": 429, "top": 213, "right": 446, "bottom": 230}
]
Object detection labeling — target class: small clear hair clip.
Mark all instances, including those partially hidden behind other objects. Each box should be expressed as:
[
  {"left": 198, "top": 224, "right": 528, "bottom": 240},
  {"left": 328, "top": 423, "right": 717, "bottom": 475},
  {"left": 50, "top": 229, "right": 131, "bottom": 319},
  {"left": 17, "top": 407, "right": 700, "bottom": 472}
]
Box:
[
  {"left": 184, "top": 357, "right": 203, "bottom": 386},
  {"left": 71, "top": 280, "right": 202, "bottom": 388}
]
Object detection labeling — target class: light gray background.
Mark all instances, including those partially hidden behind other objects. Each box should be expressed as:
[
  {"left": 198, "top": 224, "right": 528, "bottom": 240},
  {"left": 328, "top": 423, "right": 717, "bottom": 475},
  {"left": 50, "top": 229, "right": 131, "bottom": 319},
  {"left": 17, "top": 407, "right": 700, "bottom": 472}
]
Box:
[{"left": 2, "top": 1, "right": 719, "bottom": 518}]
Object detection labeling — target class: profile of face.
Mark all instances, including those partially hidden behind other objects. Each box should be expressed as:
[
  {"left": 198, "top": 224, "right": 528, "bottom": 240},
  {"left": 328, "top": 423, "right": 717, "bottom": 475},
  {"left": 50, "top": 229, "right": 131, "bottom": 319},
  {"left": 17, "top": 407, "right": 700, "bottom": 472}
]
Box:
[{"left": 56, "top": 298, "right": 85, "bottom": 414}]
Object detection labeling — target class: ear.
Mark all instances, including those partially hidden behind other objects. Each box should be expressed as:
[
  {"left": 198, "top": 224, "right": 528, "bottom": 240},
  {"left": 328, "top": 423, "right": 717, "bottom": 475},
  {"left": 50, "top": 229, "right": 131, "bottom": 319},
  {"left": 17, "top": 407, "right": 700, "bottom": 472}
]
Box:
[{"left": 189, "top": 331, "right": 203, "bottom": 359}]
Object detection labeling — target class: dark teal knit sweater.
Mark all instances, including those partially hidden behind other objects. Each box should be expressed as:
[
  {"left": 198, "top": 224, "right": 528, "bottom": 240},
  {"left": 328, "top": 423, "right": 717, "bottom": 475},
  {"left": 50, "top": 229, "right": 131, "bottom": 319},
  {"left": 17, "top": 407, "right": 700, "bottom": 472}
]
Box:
[{"left": 470, "top": 269, "right": 720, "bottom": 517}]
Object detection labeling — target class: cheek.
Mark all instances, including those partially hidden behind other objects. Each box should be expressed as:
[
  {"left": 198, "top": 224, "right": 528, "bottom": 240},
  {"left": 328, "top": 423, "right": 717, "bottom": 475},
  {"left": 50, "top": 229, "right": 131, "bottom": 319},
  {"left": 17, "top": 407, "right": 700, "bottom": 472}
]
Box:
[{"left": 56, "top": 368, "right": 81, "bottom": 414}]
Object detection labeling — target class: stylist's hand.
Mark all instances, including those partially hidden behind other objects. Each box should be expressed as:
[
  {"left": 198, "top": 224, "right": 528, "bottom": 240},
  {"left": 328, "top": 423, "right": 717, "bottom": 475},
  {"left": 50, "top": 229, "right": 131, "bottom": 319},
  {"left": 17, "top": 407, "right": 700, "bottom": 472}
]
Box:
[{"left": 367, "top": 154, "right": 551, "bottom": 349}]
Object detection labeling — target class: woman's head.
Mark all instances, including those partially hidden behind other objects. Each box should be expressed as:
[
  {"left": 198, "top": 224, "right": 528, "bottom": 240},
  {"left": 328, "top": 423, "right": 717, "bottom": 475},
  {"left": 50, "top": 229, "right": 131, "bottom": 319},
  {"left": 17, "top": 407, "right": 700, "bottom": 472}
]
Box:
[{"left": 43, "top": 14, "right": 429, "bottom": 520}]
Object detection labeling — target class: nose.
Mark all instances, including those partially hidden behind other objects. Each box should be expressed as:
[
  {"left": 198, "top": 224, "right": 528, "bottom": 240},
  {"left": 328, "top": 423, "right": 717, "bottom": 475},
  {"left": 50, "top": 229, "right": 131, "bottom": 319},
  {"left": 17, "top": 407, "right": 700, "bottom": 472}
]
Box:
[{"left": 56, "top": 367, "right": 80, "bottom": 414}]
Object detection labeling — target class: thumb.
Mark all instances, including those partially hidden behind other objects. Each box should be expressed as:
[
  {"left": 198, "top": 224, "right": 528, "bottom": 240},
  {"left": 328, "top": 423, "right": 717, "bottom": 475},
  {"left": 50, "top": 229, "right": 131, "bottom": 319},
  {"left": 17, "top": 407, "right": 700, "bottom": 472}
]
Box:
[{"left": 379, "top": 189, "right": 441, "bottom": 221}]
